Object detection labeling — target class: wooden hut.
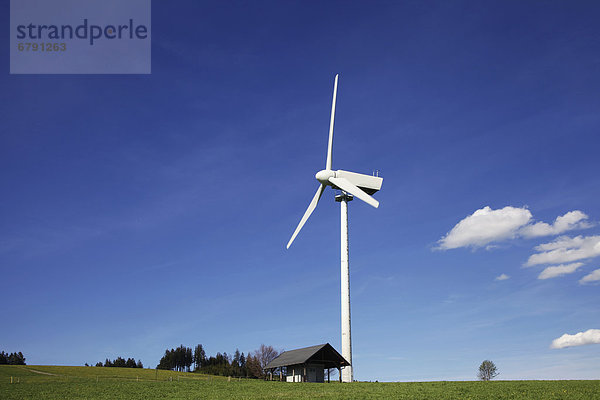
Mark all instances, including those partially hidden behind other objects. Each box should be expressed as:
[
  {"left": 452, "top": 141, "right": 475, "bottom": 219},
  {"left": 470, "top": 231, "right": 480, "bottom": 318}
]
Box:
[{"left": 264, "top": 343, "right": 349, "bottom": 383}]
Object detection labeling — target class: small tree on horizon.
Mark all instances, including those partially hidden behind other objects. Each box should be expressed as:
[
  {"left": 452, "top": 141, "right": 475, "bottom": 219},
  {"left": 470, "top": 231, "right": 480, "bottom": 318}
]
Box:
[{"left": 478, "top": 360, "right": 499, "bottom": 381}]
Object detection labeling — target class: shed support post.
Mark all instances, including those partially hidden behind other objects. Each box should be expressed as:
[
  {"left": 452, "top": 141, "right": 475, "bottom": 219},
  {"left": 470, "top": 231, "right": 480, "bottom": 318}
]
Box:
[
  {"left": 328, "top": 368, "right": 330, "bottom": 383},
  {"left": 303, "top": 365, "right": 306, "bottom": 382},
  {"left": 338, "top": 367, "right": 342, "bottom": 382}
]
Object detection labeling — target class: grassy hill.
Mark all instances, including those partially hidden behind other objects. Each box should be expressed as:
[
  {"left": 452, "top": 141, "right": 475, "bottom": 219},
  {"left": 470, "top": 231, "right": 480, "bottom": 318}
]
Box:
[{"left": 1, "top": 365, "right": 599, "bottom": 399}]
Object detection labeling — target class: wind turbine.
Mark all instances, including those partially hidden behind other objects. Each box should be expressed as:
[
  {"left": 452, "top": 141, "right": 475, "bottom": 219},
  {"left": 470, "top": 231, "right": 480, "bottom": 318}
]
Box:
[{"left": 286, "top": 74, "right": 383, "bottom": 383}]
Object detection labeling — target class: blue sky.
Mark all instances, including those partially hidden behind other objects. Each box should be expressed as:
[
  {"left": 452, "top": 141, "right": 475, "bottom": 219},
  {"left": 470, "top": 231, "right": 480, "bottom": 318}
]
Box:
[{"left": 2, "top": 0, "right": 600, "bottom": 381}]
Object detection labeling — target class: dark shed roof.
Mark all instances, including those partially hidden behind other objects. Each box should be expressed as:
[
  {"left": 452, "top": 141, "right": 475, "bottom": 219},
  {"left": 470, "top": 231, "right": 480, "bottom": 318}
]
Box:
[{"left": 264, "top": 343, "right": 349, "bottom": 370}]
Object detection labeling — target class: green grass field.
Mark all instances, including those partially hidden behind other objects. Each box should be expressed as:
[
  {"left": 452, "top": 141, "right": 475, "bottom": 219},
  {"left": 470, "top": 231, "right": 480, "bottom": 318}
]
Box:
[{"left": 1, "top": 365, "right": 599, "bottom": 399}]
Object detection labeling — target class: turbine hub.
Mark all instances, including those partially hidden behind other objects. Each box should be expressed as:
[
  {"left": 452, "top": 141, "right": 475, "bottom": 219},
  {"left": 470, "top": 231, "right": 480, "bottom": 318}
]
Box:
[{"left": 315, "top": 169, "right": 335, "bottom": 184}]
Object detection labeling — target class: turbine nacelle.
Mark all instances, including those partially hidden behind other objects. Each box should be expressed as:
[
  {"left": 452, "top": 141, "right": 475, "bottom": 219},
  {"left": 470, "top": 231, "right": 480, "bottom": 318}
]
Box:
[{"left": 316, "top": 169, "right": 383, "bottom": 195}]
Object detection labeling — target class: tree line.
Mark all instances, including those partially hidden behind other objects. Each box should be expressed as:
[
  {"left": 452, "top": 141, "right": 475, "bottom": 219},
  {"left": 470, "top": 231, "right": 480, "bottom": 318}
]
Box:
[
  {"left": 0, "top": 351, "right": 26, "bottom": 365},
  {"left": 157, "top": 344, "right": 280, "bottom": 378},
  {"left": 92, "top": 357, "right": 143, "bottom": 368}
]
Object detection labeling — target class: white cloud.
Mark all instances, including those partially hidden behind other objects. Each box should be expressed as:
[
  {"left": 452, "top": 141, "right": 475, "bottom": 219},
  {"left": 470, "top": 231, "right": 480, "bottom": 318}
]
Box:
[
  {"left": 579, "top": 269, "right": 600, "bottom": 285},
  {"left": 438, "top": 207, "right": 592, "bottom": 250},
  {"left": 551, "top": 329, "right": 600, "bottom": 349},
  {"left": 495, "top": 273, "right": 510, "bottom": 281},
  {"left": 520, "top": 210, "right": 591, "bottom": 238},
  {"left": 526, "top": 235, "right": 600, "bottom": 266},
  {"left": 537, "top": 262, "right": 583, "bottom": 280},
  {"left": 438, "top": 206, "right": 532, "bottom": 249}
]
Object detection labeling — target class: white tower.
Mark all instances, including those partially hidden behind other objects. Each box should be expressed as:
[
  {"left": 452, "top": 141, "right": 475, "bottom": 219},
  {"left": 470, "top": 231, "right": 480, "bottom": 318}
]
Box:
[{"left": 337, "top": 192, "right": 353, "bottom": 382}]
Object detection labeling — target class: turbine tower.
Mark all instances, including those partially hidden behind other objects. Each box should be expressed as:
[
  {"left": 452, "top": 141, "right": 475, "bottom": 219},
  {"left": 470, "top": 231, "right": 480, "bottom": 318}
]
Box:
[{"left": 286, "top": 74, "right": 383, "bottom": 383}]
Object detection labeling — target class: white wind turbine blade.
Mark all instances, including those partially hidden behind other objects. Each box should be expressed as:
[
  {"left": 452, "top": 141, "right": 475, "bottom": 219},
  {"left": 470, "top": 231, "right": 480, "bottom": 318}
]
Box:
[
  {"left": 329, "top": 177, "right": 379, "bottom": 208},
  {"left": 286, "top": 184, "right": 326, "bottom": 249},
  {"left": 325, "top": 74, "right": 339, "bottom": 170}
]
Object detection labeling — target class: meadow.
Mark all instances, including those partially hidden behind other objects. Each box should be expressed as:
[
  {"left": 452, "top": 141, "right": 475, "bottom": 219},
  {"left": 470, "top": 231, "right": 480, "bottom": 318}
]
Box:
[{"left": 1, "top": 365, "right": 598, "bottom": 399}]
